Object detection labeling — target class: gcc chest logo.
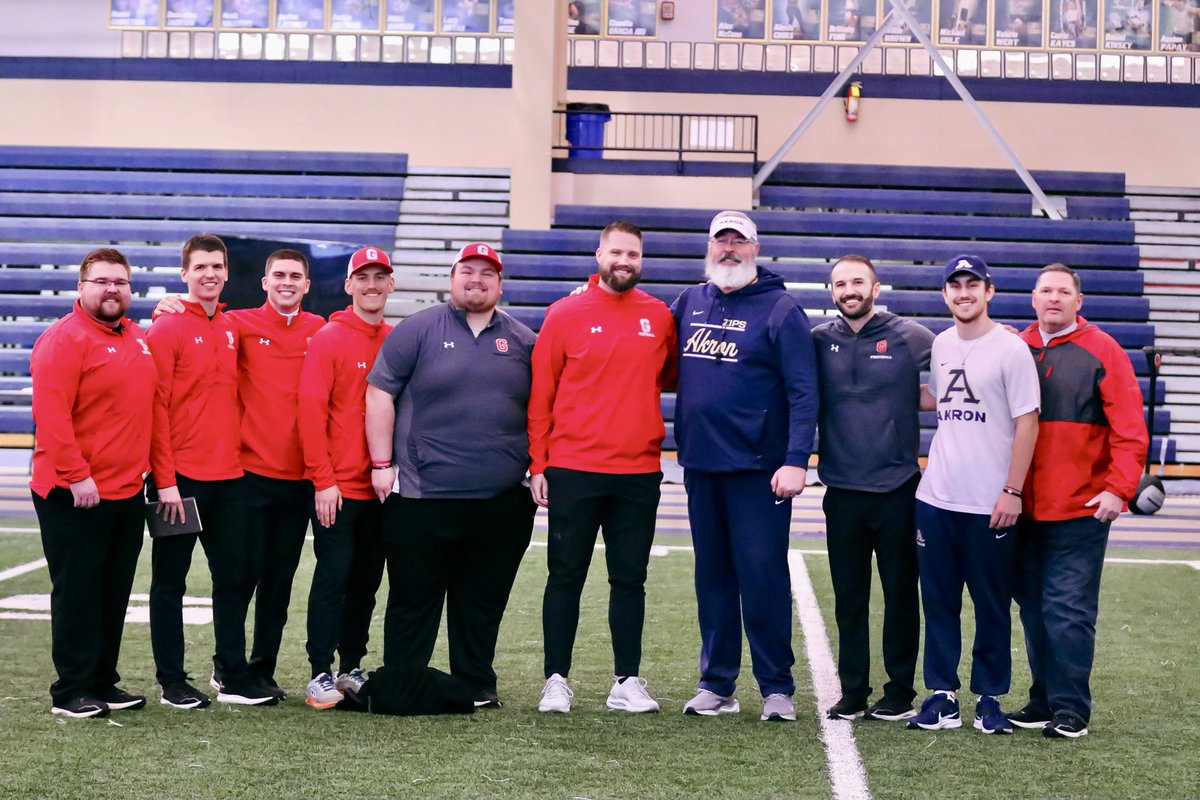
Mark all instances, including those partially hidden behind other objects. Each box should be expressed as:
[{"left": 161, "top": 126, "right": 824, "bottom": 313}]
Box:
[
  {"left": 496, "top": 338, "right": 509, "bottom": 353},
  {"left": 638, "top": 318, "right": 655, "bottom": 338}
]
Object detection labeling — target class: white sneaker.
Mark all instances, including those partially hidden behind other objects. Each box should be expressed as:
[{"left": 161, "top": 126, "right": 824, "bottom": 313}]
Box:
[
  {"left": 683, "top": 688, "right": 740, "bottom": 716},
  {"left": 538, "top": 673, "right": 573, "bottom": 713},
  {"left": 305, "top": 672, "right": 344, "bottom": 710},
  {"left": 335, "top": 667, "right": 367, "bottom": 705},
  {"left": 606, "top": 677, "right": 660, "bottom": 713}
]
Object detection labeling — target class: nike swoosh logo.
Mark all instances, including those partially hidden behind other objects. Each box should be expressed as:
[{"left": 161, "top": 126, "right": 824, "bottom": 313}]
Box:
[
  {"left": 775, "top": 498, "right": 788, "bottom": 505},
  {"left": 939, "top": 361, "right": 949, "bottom": 366},
  {"left": 692, "top": 310, "right": 705, "bottom": 316},
  {"left": 995, "top": 531, "right": 1009, "bottom": 540}
]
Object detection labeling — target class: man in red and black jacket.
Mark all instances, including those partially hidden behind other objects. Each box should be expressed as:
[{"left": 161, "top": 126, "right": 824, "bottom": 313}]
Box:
[
  {"left": 147, "top": 234, "right": 275, "bottom": 709},
  {"left": 1009, "top": 263, "right": 1148, "bottom": 739},
  {"left": 31, "top": 248, "right": 157, "bottom": 719}
]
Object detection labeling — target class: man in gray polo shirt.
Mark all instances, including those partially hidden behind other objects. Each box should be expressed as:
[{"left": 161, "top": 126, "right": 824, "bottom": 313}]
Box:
[{"left": 365, "top": 243, "right": 537, "bottom": 709}]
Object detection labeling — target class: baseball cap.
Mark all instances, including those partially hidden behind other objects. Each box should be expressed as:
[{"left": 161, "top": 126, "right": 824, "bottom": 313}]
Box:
[
  {"left": 455, "top": 242, "right": 503, "bottom": 272},
  {"left": 347, "top": 246, "right": 393, "bottom": 278},
  {"left": 709, "top": 210, "right": 758, "bottom": 242},
  {"left": 943, "top": 254, "right": 990, "bottom": 284}
]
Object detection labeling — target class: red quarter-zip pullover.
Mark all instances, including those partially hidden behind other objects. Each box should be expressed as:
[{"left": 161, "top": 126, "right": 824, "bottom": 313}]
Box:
[
  {"left": 148, "top": 300, "right": 243, "bottom": 487},
  {"left": 30, "top": 301, "right": 158, "bottom": 500},
  {"left": 230, "top": 304, "right": 326, "bottom": 480},
  {"left": 527, "top": 274, "right": 677, "bottom": 475},
  {"left": 299, "top": 307, "right": 392, "bottom": 500}
]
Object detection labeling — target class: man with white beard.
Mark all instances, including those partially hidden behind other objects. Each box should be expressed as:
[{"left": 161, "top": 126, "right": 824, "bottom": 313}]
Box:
[{"left": 671, "top": 211, "right": 819, "bottom": 722}]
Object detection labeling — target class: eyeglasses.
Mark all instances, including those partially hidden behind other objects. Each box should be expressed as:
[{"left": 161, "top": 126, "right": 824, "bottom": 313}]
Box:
[
  {"left": 80, "top": 278, "right": 132, "bottom": 289},
  {"left": 710, "top": 236, "right": 753, "bottom": 247}
]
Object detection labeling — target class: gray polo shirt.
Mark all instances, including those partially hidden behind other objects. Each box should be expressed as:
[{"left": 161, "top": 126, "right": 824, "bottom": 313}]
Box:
[{"left": 367, "top": 302, "right": 536, "bottom": 499}]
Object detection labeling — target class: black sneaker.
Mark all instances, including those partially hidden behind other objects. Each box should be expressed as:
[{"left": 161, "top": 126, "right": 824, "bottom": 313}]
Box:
[
  {"left": 249, "top": 672, "right": 288, "bottom": 701},
  {"left": 1044, "top": 711, "right": 1089, "bottom": 739},
  {"left": 826, "top": 696, "right": 868, "bottom": 720},
  {"left": 95, "top": 686, "right": 146, "bottom": 711},
  {"left": 865, "top": 697, "right": 917, "bottom": 721},
  {"left": 1007, "top": 705, "right": 1052, "bottom": 730},
  {"left": 217, "top": 677, "right": 280, "bottom": 706},
  {"left": 473, "top": 690, "right": 503, "bottom": 709},
  {"left": 51, "top": 695, "right": 110, "bottom": 719},
  {"left": 160, "top": 681, "right": 212, "bottom": 710}
]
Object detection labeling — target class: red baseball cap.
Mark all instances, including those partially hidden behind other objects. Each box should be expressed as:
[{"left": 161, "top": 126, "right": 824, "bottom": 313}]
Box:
[
  {"left": 455, "top": 242, "right": 503, "bottom": 273},
  {"left": 347, "top": 246, "right": 393, "bottom": 278}
]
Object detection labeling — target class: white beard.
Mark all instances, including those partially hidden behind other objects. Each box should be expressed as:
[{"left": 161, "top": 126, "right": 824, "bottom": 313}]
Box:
[{"left": 705, "top": 256, "right": 757, "bottom": 293}]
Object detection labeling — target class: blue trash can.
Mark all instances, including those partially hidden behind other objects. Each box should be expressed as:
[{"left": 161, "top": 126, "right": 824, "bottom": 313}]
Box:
[{"left": 565, "top": 102, "right": 611, "bottom": 159}]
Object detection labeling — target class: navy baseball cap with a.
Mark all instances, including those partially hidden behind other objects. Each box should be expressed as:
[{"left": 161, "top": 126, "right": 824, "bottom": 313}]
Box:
[{"left": 943, "top": 254, "right": 991, "bottom": 284}]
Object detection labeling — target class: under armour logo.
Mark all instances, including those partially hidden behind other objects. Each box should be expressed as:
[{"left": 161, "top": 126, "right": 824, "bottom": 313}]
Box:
[
  {"left": 443, "top": 341, "right": 455, "bottom": 348},
  {"left": 259, "top": 338, "right": 270, "bottom": 346},
  {"left": 829, "top": 343, "right": 839, "bottom": 352},
  {"left": 591, "top": 326, "right": 603, "bottom": 334},
  {"left": 194, "top": 336, "right": 204, "bottom": 344},
  {"left": 357, "top": 361, "right": 368, "bottom": 369},
  {"left": 106, "top": 347, "right": 117, "bottom": 354}
]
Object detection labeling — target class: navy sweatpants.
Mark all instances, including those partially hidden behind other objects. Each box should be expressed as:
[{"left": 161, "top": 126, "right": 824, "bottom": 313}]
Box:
[
  {"left": 915, "top": 500, "right": 1016, "bottom": 697},
  {"left": 684, "top": 469, "right": 795, "bottom": 698}
]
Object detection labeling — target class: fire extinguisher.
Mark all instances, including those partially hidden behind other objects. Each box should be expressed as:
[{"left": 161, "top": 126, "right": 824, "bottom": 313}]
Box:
[{"left": 845, "top": 81, "right": 862, "bottom": 122}]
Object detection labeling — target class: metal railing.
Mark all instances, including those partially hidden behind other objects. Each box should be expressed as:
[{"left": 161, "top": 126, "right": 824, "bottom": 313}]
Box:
[{"left": 552, "top": 110, "right": 758, "bottom": 166}]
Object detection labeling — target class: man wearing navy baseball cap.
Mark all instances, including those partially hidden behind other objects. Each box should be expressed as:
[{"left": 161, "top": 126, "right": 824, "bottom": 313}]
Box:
[{"left": 909, "top": 254, "right": 1040, "bottom": 735}]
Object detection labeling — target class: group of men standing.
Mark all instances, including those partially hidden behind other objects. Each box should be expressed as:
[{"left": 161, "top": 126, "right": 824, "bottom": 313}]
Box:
[{"left": 31, "top": 210, "right": 1147, "bottom": 738}]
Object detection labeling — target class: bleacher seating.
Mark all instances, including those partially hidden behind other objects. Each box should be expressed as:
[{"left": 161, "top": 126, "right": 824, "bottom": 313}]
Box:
[
  {"left": 499, "top": 163, "right": 1173, "bottom": 461},
  {"left": 0, "top": 145, "right": 407, "bottom": 437}
]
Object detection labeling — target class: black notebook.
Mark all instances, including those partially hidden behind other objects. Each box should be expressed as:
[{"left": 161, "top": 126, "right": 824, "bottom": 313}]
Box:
[{"left": 144, "top": 497, "right": 203, "bottom": 538}]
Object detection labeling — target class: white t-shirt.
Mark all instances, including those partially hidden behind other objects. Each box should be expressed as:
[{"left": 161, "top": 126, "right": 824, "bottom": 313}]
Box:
[{"left": 916, "top": 324, "right": 1041, "bottom": 514}]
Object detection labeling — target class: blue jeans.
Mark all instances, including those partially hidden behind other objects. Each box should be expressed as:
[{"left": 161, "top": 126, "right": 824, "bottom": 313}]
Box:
[{"left": 1014, "top": 515, "right": 1110, "bottom": 723}]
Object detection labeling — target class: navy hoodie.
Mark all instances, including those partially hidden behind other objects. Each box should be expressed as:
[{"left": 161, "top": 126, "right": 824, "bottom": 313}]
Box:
[{"left": 671, "top": 267, "right": 819, "bottom": 472}]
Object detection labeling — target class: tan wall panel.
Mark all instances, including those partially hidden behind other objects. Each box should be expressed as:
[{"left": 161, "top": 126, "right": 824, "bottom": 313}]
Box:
[{"left": 552, "top": 173, "right": 752, "bottom": 210}]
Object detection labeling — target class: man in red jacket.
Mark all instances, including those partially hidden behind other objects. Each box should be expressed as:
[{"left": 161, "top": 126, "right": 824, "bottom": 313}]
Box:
[
  {"left": 1010, "top": 263, "right": 1148, "bottom": 739},
  {"left": 148, "top": 233, "right": 276, "bottom": 709},
  {"left": 298, "top": 246, "right": 394, "bottom": 710},
  {"left": 31, "top": 248, "right": 157, "bottom": 719},
  {"left": 527, "top": 220, "right": 677, "bottom": 714}
]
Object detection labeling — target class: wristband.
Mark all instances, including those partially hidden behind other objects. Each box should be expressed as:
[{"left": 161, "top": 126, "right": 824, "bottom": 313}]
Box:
[
  {"left": 1002, "top": 486, "right": 1022, "bottom": 498},
  {"left": 371, "top": 461, "right": 393, "bottom": 470}
]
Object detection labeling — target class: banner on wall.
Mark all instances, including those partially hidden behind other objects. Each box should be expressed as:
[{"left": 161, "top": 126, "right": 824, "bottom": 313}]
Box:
[
  {"left": 110, "top": 0, "right": 161, "bottom": 27},
  {"left": 1101, "top": 0, "right": 1151, "bottom": 47},
  {"left": 441, "top": 0, "right": 491, "bottom": 32},
  {"left": 717, "top": 0, "right": 768, "bottom": 38},
  {"left": 330, "top": 0, "right": 381, "bottom": 30},
  {"left": 827, "top": 0, "right": 879, "bottom": 41},
  {"left": 1158, "top": 0, "right": 1200, "bottom": 50},
  {"left": 220, "top": 0, "right": 269, "bottom": 29},
  {"left": 275, "top": 0, "right": 326, "bottom": 30},
  {"left": 771, "top": 0, "right": 822, "bottom": 39},
  {"left": 937, "top": 0, "right": 988, "bottom": 45},
  {"left": 1048, "top": 0, "right": 1098, "bottom": 46},
  {"left": 881, "top": 0, "right": 933, "bottom": 43},
  {"left": 569, "top": 0, "right": 602, "bottom": 34},
  {"left": 607, "top": 0, "right": 658, "bottom": 35},
  {"left": 164, "top": 0, "right": 213, "bottom": 27},
  {"left": 993, "top": 0, "right": 1043, "bottom": 46},
  {"left": 386, "top": 0, "right": 436, "bottom": 32},
  {"left": 497, "top": 1, "right": 515, "bottom": 33}
]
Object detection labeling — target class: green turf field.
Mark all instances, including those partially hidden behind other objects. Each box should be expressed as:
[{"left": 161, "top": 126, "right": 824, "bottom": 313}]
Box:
[{"left": 0, "top": 527, "right": 1196, "bottom": 800}]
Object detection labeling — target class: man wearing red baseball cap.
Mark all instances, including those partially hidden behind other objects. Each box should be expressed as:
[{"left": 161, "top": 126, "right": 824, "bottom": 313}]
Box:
[
  {"left": 365, "top": 242, "right": 537, "bottom": 709},
  {"left": 298, "top": 245, "right": 395, "bottom": 709}
]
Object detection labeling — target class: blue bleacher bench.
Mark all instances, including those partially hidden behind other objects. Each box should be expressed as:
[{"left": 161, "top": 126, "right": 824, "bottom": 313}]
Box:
[
  {"left": 764, "top": 163, "right": 1126, "bottom": 195},
  {"left": 757, "top": 186, "right": 1130, "bottom": 220},
  {"left": 0, "top": 168, "right": 406, "bottom": 199}
]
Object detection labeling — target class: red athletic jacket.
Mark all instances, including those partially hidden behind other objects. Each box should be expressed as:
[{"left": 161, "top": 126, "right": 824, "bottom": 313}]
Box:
[
  {"left": 1020, "top": 316, "right": 1149, "bottom": 520},
  {"left": 528, "top": 274, "right": 677, "bottom": 475},
  {"left": 148, "top": 300, "right": 243, "bottom": 487},
  {"left": 230, "top": 304, "right": 326, "bottom": 480},
  {"left": 298, "top": 307, "right": 392, "bottom": 500},
  {"left": 30, "top": 302, "right": 157, "bottom": 500}
]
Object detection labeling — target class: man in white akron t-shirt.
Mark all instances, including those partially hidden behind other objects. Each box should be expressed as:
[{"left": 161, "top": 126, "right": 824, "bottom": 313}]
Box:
[{"left": 909, "top": 254, "right": 1040, "bottom": 736}]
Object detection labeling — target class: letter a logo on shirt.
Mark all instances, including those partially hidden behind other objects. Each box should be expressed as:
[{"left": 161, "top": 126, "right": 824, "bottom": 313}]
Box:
[
  {"left": 939, "top": 368, "right": 981, "bottom": 405},
  {"left": 496, "top": 338, "right": 509, "bottom": 353}
]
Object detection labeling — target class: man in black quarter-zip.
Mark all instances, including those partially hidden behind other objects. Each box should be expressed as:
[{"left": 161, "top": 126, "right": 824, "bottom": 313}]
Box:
[{"left": 813, "top": 254, "right": 934, "bottom": 723}]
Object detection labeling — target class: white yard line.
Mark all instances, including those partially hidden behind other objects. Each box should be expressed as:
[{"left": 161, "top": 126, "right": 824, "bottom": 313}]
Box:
[
  {"left": 788, "top": 550, "right": 873, "bottom": 800},
  {"left": 0, "top": 558, "right": 47, "bottom": 583}
]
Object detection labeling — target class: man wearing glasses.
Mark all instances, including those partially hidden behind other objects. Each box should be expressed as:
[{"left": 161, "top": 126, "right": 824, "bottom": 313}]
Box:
[
  {"left": 673, "top": 211, "right": 819, "bottom": 722},
  {"left": 31, "top": 248, "right": 158, "bottom": 718}
]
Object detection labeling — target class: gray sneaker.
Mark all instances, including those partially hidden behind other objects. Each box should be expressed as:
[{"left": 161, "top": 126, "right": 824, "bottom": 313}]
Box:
[
  {"left": 683, "top": 688, "right": 740, "bottom": 716},
  {"left": 761, "top": 693, "right": 797, "bottom": 721},
  {"left": 335, "top": 668, "right": 367, "bottom": 705}
]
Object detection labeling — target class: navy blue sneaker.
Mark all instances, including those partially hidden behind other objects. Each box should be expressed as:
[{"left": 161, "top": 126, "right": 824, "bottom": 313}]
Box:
[
  {"left": 973, "top": 695, "right": 1013, "bottom": 735},
  {"left": 907, "top": 691, "right": 962, "bottom": 730},
  {"left": 1043, "top": 711, "right": 1089, "bottom": 739}
]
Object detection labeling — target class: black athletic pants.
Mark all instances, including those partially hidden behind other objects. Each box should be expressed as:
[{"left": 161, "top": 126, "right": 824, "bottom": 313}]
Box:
[
  {"left": 33, "top": 488, "right": 144, "bottom": 707},
  {"left": 305, "top": 497, "right": 385, "bottom": 677},
  {"left": 381, "top": 485, "right": 535, "bottom": 694},
  {"left": 241, "top": 471, "right": 312, "bottom": 680},
  {"left": 148, "top": 474, "right": 249, "bottom": 687},
  {"left": 822, "top": 473, "right": 921, "bottom": 706},
  {"left": 542, "top": 467, "right": 661, "bottom": 679}
]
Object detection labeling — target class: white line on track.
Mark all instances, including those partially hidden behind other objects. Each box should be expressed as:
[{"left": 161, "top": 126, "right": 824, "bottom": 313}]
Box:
[
  {"left": 788, "top": 550, "right": 872, "bottom": 800},
  {"left": 0, "top": 558, "right": 47, "bottom": 583}
]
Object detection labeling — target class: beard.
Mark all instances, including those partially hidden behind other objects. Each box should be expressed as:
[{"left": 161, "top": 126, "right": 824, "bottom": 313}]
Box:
[
  {"left": 601, "top": 266, "right": 640, "bottom": 293},
  {"left": 835, "top": 293, "right": 874, "bottom": 320},
  {"left": 705, "top": 254, "right": 757, "bottom": 293},
  {"left": 87, "top": 296, "right": 128, "bottom": 325}
]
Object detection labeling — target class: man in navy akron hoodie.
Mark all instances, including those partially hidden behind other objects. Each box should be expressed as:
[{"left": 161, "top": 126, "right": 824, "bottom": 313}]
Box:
[{"left": 672, "top": 211, "right": 819, "bottom": 722}]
